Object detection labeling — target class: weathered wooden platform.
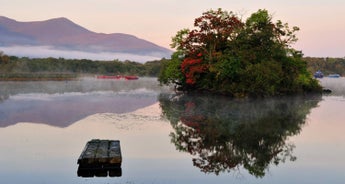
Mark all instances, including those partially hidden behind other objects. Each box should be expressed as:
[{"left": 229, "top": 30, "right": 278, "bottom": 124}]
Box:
[{"left": 77, "top": 139, "right": 122, "bottom": 177}]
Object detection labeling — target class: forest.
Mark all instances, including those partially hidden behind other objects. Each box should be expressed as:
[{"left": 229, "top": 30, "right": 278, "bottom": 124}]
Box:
[{"left": 0, "top": 51, "right": 164, "bottom": 79}]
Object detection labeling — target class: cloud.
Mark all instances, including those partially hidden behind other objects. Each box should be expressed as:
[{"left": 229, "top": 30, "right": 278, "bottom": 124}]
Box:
[{"left": 0, "top": 45, "right": 163, "bottom": 63}]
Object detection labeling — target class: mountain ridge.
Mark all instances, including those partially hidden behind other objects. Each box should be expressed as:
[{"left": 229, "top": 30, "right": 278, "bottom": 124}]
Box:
[{"left": 0, "top": 16, "right": 172, "bottom": 60}]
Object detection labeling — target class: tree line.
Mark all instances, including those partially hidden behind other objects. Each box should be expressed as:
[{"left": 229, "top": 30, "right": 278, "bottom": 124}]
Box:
[
  {"left": 304, "top": 57, "right": 345, "bottom": 76},
  {"left": 1, "top": 52, "right": 344, "bottom": 80},
  {"left": 0, "top": 52, "right": 165, "bottom": 77}
]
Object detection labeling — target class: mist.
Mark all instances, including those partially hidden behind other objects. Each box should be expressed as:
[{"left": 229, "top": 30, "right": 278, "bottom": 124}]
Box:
[
  {"left": 0, "top": 45, "right": 164, "bottom": 63},
  {"left": 319, "top": 78, "right": 345, "bottom": 96}
]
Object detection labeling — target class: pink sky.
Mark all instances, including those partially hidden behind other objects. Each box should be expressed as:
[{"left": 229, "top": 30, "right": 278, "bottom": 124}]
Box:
[{"left": 1, "top": 0, "right": 345, "bottom": 57}]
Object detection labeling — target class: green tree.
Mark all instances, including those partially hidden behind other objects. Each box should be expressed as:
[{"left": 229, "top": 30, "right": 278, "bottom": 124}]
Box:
[
  {"left": 159, "top": 9, "right": 321, "bottom": 97},
  {"left": 158, "top": 51, "right": 184, "bottom": 87}
]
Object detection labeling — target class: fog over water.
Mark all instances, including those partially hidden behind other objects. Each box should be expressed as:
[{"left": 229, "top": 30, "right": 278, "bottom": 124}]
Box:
[
  {"left": 0, "top": 46, "right": 164, "bottom": 63},
  {"left": 319, "top": 77, "right": 345, "bottom": 96},
  {"left": 0, "top": 77, "right": 171, "bottom": 127},
  {"left": 0, "top": 77, "right": 344, "bottom": 183}
]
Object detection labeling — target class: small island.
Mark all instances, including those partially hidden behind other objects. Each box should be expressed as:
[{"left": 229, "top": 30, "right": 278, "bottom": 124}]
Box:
[{"left": 159, "top": 9, "right": 322, "bottom": 97}]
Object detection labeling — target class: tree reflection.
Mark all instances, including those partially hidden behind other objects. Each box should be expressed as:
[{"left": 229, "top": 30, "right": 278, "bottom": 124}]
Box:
[{"left": 159, "top": 94, "right": 321, "bottom": 177}]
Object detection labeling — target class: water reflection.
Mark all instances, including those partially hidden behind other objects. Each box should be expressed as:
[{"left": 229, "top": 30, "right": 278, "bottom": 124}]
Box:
[
  {"left": 77, "top": 167, "right": 122, "bottom": 177},
  {"left": 0, "top": 77, "right": 166, "bottom": 127},
  {"left": 159, "top": 94, "right": 321, "bottom": 177},
  {"left": 0, "top": 77, "right": 164, "bottom": 96}
]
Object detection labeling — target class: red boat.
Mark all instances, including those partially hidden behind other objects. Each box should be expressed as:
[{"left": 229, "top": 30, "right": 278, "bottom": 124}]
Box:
[
  {"left": 124, "top": 75, "right": 139, "bottom": 80},
  {"left": 96, "top": 75, "right": 139, "bottom": 80},
  {"left": 96, "top": 75, "right": 122, "bottom": 79}
]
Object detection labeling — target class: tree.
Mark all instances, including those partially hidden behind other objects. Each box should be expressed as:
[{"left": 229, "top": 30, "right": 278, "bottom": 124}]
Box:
[
  {"left": 159, "top": 9, "right": 321, "bottom": 97},
  {"left": 0, "top": 51, "right": 9, "bottom": 64},
  {"left": 158, "top": 51, "right": 185, "bottom": 86}
]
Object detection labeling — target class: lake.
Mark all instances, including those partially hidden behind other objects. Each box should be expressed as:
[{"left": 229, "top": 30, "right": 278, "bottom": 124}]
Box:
[{"left": 0, "top": 77, "right": 344, "bottom": 184}]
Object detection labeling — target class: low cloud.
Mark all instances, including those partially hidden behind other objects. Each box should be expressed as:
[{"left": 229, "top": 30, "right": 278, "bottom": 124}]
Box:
[{"left": 0, "top": 45, "right": 164, "bottom": 63}]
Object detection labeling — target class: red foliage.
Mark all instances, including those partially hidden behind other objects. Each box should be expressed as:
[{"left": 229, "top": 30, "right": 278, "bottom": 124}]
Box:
[
  {"left": 181, "top": 57, "right": 209, "bottom": 85},
  {"left": 179, "top": 9, "right": 244, "bottom": 58},
  {"left": 177, "top": 9, "right": 244, "bottom": 86}
]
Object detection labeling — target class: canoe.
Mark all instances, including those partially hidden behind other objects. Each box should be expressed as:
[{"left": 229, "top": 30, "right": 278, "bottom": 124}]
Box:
[{"left": 124, "top": 75, "right": 139, "bottom": 80}]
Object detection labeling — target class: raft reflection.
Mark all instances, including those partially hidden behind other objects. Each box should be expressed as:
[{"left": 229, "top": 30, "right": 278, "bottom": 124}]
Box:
[
  {"left": 77, "top": 167, "right": 122, "bottom": 177},
  {"left": 159, "top": 94, "right": 321, "bottom": 177}
]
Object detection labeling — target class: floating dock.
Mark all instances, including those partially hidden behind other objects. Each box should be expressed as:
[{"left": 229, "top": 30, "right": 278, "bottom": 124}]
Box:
[{"left": 77, "top": 139, "right": 122, "bottom": 177}]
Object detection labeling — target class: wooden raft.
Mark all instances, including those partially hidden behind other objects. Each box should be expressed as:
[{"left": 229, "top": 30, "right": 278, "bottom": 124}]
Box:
[{"left": 77, "top": 139, "right": 122, "bottom": 177}]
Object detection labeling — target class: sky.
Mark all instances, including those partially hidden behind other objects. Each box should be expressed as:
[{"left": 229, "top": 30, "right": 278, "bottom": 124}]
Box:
[{"left": 1, "top": 0, "right": 345, "bottom": 57}]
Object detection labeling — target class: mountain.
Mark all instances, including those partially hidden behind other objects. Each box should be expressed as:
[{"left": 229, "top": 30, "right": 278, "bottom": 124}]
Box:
[{"left": 0, "top": 16, "right": 172, "bottom": 61}]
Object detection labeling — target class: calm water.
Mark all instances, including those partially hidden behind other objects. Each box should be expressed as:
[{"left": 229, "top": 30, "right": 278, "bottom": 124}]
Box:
[{"left": 0, "top": 77, "right": 344, "bottom": 183}]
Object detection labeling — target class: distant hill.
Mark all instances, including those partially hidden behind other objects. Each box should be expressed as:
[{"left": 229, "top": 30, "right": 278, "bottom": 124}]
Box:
[{"left": 0, "top": 16, "right": 172, "bottom": 61}]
